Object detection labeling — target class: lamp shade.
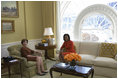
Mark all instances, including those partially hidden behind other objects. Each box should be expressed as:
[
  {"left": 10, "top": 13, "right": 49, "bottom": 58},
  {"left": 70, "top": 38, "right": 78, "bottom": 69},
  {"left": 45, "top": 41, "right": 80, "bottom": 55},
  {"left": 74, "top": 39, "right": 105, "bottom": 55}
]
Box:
[{"left": 44, "top": 27, "right": 53, "bottom": 36}]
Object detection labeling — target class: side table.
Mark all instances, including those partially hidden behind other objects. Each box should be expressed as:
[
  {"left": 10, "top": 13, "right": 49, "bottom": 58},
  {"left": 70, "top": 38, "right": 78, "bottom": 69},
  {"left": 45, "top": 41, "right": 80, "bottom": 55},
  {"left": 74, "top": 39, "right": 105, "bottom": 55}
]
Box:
[
  {"left": 1, "top": 59, "right": 22, "bottom": 78},
  {"left": 35, "top": 45, "right": 56, "bottom": 61}
]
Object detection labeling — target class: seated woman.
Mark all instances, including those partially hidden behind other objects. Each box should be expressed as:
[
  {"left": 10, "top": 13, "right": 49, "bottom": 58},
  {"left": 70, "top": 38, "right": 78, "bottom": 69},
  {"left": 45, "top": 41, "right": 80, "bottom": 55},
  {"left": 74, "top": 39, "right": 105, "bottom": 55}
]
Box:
[
  {"left": 21, "top": 39, "right": 47, "bottom": 76},
  {"left": 59, "top": 34, "right": 76, "bottom": 62}
]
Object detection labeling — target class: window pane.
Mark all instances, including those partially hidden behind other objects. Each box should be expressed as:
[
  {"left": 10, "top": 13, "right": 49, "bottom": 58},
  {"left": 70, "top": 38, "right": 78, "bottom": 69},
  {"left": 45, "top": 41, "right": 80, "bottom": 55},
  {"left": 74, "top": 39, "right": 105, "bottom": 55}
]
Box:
[
  {"left": 82, "top": 14, "right": 112, "bottom": 30},
  {"left": 108, "top": 1, "right": 117, "bottom": 10},
  {"left": 81, "top": 13, "right": 113, "bottom": 42}
]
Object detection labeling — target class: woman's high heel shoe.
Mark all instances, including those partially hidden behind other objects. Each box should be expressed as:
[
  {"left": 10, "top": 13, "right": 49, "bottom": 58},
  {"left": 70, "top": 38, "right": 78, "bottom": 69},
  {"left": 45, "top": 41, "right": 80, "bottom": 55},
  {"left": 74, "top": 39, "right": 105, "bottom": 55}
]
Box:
[
  {"left": 37, "top": 73, "right": 46, "bottom": 76},
  {"left": 42, "top": 71, "right": 48, "bottom": 73}
]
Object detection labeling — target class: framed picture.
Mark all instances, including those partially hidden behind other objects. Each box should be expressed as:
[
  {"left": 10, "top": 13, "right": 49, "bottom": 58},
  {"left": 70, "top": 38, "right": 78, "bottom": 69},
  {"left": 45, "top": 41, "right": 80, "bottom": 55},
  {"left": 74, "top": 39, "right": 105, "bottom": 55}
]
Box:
[
  {"left": 1, "top": 20, "right": 15, "bottom": 33},
  {"left": 1, "top": 1, "right": 19, "bottom": 18}
]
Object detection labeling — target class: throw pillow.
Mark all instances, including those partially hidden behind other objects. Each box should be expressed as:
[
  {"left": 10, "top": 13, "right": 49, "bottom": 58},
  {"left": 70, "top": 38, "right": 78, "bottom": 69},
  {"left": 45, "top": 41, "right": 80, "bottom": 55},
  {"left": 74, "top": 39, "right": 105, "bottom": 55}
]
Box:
[{"left": 99, "top": 43, "right": 117, "bottom": 58}]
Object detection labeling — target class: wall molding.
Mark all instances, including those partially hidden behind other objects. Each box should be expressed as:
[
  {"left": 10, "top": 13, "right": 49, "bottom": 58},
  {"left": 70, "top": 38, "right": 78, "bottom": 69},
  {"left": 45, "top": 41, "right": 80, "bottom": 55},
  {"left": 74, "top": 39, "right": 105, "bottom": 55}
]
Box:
[{"left": 1, "top": 39, "right": 42, "bottom": 57}]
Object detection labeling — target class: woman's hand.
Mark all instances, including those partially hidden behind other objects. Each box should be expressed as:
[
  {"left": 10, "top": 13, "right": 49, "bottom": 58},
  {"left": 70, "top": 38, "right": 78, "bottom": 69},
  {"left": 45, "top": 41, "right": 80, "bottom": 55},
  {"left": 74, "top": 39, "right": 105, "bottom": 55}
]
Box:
[
  {"left": 60, "top": 48, "right": 66, "bottom": 52},
  {"left": 60, "top": 48, "right": 64, "bottom": 52}
]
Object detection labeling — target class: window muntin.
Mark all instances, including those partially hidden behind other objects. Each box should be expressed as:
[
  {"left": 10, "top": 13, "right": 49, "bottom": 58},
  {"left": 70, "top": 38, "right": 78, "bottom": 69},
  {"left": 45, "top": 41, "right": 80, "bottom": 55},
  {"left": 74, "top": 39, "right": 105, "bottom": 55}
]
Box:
[
  {"left": 108, "top": 1, "right": 117, "bottom": 10},
  {"left": 80, "top": 14, "right": 113, "bottom": 42}
]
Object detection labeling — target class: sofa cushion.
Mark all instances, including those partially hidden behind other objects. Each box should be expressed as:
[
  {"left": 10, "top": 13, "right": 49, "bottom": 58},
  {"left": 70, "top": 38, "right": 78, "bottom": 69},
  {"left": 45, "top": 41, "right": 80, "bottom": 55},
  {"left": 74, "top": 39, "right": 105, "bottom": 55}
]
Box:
[
  {"left": 93, "top": 57, "right": 117, "bottom": 68},
  {"left": 99, "top": 43, "right": 117, "bottom": 58},
  {"left": 73, "top": 41, "right": 80, "bottom": 53},
  {"left": 79, "top": 42, "right": 100, "bottom": 56},
  {"left": 77, "top": 54, "right": 96, "bottom": 65}
]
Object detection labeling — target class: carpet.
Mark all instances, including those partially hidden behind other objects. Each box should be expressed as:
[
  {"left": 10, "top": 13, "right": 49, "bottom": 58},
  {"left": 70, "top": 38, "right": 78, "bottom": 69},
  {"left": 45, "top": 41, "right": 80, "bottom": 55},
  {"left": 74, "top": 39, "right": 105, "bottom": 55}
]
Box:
[{"left": 32, "top": 59, "right": 107, "bottom": 78}]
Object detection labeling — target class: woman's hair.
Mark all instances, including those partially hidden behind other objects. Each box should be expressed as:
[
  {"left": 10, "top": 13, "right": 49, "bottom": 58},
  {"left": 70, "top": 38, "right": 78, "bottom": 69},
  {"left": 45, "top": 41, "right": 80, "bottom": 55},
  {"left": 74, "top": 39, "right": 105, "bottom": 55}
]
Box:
[
  {"left": 21, "top": 39, "right": 28, "bottom": 44},
  {"left": 63, "top": 34, "right": 70, "bottom": 41}
]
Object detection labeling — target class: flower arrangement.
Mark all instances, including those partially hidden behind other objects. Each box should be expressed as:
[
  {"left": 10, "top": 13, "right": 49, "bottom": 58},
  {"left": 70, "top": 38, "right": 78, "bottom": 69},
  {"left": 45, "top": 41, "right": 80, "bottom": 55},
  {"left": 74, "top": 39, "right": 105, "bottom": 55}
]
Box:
[
  {"left": 64, "top": 53, "right": 81, "bottom": 62},
  {"left": 42, "top": 39, "right": 47, "bottom": 43}
]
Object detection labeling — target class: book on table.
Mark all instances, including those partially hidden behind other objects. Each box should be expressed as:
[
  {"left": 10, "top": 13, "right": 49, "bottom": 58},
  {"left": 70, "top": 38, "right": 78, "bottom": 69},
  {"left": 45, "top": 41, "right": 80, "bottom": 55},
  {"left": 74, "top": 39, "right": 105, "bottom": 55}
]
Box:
[{"left": 54, "top": 63, "right": 70, "bottom": 69}]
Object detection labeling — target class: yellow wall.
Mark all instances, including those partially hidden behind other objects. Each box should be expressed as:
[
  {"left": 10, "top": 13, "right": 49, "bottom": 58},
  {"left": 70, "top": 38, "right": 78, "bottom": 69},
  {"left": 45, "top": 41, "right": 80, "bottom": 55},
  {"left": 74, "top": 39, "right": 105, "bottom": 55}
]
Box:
[
  {"left": 41, "top": 1, "right": 56, "bottom": 38},
  {"left": 1, "top": 1, "right": 55, "bottom": 44},
  {"left": 1, "top": 1, "right": 26, "bottom": 44},
  {"left": 1, "top": 1, "right": 56, "bottom": 44},
  {"left": 25, "top": 1, "right": 43, "bottom": 40}
]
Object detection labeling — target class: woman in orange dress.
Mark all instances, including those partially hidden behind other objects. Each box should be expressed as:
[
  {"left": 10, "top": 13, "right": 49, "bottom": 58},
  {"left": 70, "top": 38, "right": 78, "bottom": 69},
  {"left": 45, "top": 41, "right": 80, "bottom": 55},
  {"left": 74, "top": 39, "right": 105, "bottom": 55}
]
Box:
[
  {"left": 21, "top": 39, "right": 47, "bottom": 76},
  {"left": 59, "top": 34, "right": 76, "bottom": 62}
]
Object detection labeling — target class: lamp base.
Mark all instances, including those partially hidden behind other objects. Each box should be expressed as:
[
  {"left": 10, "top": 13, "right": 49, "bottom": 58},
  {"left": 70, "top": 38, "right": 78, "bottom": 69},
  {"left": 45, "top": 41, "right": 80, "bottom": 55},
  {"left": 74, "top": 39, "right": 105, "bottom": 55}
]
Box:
[{"left": 48, "top": 38, "right": 55, "bottom": 45}]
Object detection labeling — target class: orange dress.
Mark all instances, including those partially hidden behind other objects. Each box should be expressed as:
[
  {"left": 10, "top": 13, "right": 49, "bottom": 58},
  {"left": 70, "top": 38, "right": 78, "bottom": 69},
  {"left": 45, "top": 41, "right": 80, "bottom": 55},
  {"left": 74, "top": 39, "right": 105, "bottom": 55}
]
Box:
[{"left": 60, "top": 40, "right": 76, "bottom": 56}]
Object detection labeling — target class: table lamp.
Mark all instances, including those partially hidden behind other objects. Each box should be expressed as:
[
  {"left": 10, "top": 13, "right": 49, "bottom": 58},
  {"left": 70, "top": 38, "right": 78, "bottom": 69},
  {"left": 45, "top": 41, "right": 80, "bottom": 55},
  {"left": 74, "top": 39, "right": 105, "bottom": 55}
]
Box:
[{"left": 44, "top": 27, "right": 54, "bottom": 45}]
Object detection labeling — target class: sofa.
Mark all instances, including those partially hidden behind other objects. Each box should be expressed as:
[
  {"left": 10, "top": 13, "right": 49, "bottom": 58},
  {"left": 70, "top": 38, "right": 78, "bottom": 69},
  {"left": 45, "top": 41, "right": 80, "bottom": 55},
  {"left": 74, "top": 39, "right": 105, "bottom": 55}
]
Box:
[
  {"left": 73, "top": 41, "right": 117, "bottom": 78},
  {"left": 7, "top": 45, "right": 47, "bottom": 78}
]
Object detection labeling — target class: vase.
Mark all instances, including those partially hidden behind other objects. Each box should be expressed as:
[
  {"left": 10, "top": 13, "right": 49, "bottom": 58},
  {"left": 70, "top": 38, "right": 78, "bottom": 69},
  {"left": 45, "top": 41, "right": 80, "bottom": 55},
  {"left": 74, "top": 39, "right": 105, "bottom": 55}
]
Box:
[
  {"left": 69, "top": 59, "right": 76, "bottom": 70},
  {"left": 70, "top": 59, "right": 76, "bottom": 66}
]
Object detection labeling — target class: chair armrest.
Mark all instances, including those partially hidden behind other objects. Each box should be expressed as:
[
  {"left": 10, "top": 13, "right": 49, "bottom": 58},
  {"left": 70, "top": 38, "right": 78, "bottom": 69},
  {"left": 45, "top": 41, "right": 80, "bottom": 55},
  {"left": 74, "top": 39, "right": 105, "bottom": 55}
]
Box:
[
  {"left": 11, "top": 55, "right": 27, "bottom": 67},
  {"left": 10, "top": 55, "right": 28, "bottom": 73},
  {"left": 11, "top": 55, "right": 27, "bottom": 61}
]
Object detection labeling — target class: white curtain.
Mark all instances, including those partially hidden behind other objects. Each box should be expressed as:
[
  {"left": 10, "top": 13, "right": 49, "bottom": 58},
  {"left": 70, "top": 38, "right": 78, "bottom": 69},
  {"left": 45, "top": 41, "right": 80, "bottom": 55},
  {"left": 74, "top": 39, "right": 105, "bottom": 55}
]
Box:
[{"left": 56, "top": 1, "right": 71, "bottom": 50}]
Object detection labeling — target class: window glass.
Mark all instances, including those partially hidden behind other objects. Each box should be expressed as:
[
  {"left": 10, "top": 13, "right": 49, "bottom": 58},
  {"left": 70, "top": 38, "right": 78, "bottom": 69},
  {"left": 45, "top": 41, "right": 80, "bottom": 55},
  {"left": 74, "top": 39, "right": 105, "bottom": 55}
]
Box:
[
  {"left": 59, "top": 1, "right": 117, "bottom": 43},
  {"left": 81, "top": 14, "right": 113, "bottom": 42}
]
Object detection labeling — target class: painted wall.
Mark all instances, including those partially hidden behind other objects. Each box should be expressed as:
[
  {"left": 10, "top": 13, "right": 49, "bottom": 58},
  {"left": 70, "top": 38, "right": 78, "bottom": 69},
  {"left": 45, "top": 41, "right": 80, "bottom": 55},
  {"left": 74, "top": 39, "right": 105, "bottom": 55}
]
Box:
[
  {"left": 1, "top": 1, "right": 26, "bottom": 44},
  {"left": 25, "top": 1, "right": 43, "bottom": 40},
  {"left": 1, "top": 1, "right": 56, "bottom": 44},
  {"left": 41, "top": 1, "right": 56, "bottom": 38}
]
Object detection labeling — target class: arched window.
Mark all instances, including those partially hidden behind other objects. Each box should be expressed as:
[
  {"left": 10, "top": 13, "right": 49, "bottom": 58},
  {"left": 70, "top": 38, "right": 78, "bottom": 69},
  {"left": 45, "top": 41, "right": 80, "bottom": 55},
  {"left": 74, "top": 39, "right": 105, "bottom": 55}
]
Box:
[
  {"left": 57, "top": 1, "right": 117, "bottom": 49},
  {"left": 74, "top": 4, "right": 117, "bottom": 42},
  {"left": 81, "top": 14, "right": 113, "bottom": 42}
]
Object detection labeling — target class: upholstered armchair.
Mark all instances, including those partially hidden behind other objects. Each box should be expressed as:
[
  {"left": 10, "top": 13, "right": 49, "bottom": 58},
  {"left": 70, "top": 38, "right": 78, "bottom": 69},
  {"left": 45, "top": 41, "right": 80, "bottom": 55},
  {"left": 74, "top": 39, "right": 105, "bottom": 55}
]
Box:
[{"left": 7, "top": 45, "right": 47, "bottom": 78}]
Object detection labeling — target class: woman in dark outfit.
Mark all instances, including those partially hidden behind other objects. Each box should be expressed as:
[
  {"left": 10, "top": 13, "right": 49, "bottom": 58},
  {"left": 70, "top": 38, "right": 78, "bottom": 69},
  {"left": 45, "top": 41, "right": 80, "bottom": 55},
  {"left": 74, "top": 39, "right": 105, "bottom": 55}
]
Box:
[{"left": 21, "top": 39, "right": 47, "bottom": 76}]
